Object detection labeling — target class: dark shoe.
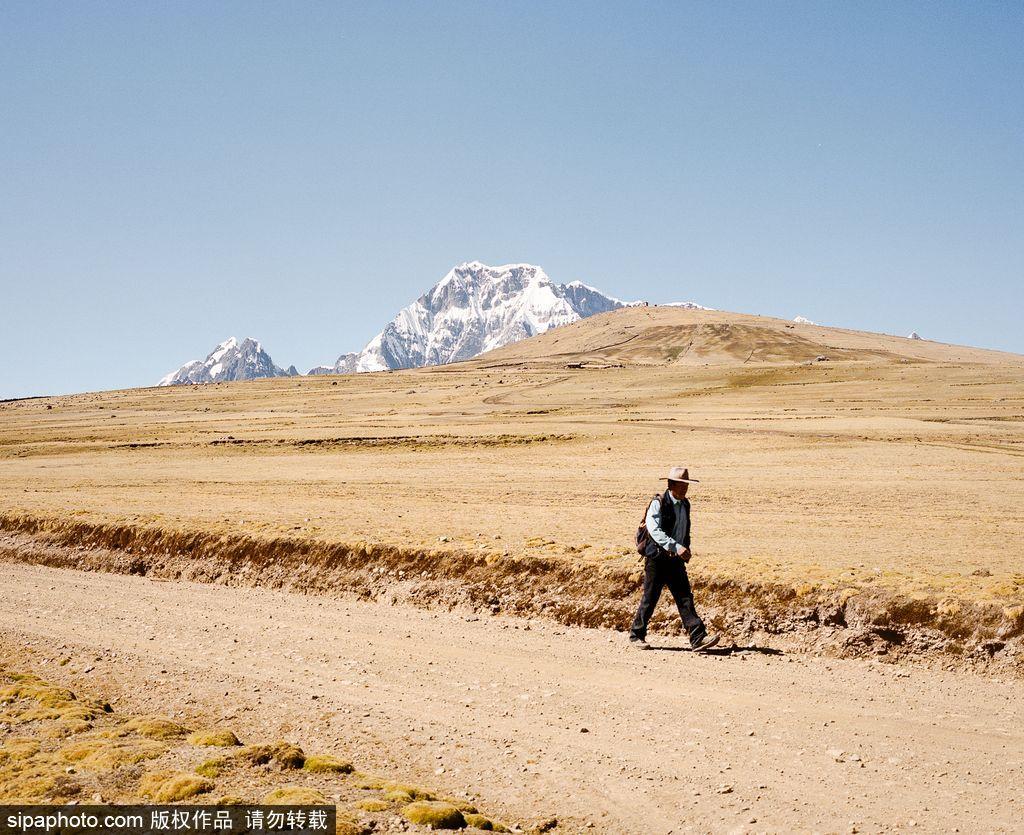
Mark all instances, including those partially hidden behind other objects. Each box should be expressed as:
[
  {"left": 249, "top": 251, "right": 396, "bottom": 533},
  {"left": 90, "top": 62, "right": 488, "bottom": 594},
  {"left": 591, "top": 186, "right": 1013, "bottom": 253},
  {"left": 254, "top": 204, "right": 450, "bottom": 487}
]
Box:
[
  {"left": 691, "top": 633, "right": 720, "bottom": 652},
  {"left": 629, "top": 637, "right": 652, "bottom": 650}
]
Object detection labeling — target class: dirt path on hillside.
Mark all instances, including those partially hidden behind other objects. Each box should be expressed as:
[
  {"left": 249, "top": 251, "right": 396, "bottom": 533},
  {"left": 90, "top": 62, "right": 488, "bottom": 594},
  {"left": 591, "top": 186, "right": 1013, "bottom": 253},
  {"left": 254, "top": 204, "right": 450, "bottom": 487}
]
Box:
[{"left": 2, "top": 563, "right": 1021, "bottom": 833}]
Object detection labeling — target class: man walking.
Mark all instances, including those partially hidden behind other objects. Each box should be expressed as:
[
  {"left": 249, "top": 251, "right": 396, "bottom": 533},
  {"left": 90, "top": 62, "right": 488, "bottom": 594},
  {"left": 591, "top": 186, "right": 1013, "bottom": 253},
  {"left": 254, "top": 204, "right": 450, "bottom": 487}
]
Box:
[{"left": 629, "top": 466, "right": 719, "bottom": 651}]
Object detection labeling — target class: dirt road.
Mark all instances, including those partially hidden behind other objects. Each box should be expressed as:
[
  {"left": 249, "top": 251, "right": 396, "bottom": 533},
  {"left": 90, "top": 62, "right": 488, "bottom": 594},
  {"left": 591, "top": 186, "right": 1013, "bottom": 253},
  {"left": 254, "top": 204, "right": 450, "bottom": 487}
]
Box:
[{"left": 2, "top": 563, "right": 1021, "bottom": 833}]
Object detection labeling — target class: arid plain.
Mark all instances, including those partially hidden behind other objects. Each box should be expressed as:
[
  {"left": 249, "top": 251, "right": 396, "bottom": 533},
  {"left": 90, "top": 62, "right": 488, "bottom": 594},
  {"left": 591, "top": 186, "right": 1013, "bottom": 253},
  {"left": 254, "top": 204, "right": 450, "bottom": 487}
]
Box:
[
  {"left": 2, "top": 306, "right": 1024, "bottom": 831},
  {"left": 2, "top": 307, "right": 1022, "bottom": 657}
]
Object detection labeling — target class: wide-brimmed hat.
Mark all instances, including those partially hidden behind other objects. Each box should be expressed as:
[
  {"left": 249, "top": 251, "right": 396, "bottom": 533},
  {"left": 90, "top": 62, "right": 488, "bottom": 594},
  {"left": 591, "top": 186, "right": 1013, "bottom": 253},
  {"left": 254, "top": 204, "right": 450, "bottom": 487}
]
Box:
[{"left": 662, "top": 466, "right": 699, "bottom": 483}]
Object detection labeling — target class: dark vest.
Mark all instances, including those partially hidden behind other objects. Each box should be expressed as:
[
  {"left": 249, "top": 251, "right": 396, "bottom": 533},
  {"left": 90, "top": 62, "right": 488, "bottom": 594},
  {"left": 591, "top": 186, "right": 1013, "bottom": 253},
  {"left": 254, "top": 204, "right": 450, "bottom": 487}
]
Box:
[{"left": 644, "top": 490, "right": 691, "bottom": 558}]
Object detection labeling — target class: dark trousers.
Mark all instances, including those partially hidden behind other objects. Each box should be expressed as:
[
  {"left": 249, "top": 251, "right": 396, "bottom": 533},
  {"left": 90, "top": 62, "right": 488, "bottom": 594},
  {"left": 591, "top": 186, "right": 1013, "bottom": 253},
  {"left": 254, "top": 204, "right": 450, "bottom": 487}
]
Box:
[{"left": 629, "top": 555, "right": 707, "bottom": 645}]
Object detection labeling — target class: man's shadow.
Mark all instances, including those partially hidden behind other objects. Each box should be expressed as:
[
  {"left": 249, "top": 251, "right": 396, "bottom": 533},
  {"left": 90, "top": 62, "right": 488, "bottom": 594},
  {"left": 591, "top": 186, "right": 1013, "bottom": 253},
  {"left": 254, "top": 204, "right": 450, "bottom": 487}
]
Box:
[{"left": 649, "top": 643, "right": 783, "bottom": 657}]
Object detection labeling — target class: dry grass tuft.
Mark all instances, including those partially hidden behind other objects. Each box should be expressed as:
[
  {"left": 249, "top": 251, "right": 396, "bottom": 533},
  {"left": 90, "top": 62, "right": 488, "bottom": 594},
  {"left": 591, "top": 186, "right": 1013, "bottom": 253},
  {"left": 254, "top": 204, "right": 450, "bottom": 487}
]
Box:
[
  {"left": 0, "top": 761, "right": 60, "bottom": 802},
  {"left": 188, "top": 728, "right": 241, "bottom": 747},
  {"left": 195, "top": 757, "right": 229, "bottom": 778},
  {"left": 401, "top": 800, "right": 467, "bottom": 830},
  {"left": 303, "top": 753, "right": 353, "bottom": 774},
  {"left": 0, "top": 674, "right": 111, "bottom": 725},
  {"left": 120, "top": 717, "right": 190, "bottom": 739},
  {"left": 0, "top": 738, "right": 41, "bottom": 762},
  {"left": 355, "top": 799, "right": 390, "bottom": 812},
  {"left": 40, "top": 719, "right": 92, "bottom": 739},
  {"left": 383, "top": 781, "right": 434, "bottom": 800},
  {"left": 61, "top": 738, "right": 166, "bottom": 770},
  {"left": 213, "top": 794, "right": 248, "bottom": 805},
  {"left": 140, "top": 770, "right": 214, "bottom": 802},
  {"left": 235, "top": 741, "right": 304, "bottom": 769},
  {"left": 262, "top": 786, "right": 327, "bottom": 805},
  {"left": 352, "top": 773, "right": 386, "bottom": 790},
  {"left": 441, "top": 798, "right": 479, "bottom": 814}
]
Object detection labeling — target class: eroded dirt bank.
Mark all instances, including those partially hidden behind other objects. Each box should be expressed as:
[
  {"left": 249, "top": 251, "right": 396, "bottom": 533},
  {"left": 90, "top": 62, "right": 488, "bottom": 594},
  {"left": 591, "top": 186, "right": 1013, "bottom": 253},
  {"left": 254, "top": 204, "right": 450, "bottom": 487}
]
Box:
[{"left": 2, "top": 513, "right": 1021, "bottom": 676}]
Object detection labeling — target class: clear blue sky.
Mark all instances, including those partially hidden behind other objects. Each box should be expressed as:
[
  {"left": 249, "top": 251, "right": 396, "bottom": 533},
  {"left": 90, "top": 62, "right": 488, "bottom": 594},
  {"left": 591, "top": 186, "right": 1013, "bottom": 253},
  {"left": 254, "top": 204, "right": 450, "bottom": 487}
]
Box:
[{"left": 2, "top": 1, "right": 1022, "bottom": 398}]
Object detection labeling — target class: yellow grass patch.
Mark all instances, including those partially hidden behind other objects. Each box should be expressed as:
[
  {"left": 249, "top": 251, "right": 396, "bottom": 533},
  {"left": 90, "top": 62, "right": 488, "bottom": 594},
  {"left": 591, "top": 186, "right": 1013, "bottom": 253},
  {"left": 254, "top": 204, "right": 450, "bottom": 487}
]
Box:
[
  {"left": 61, "top": 738, "right": 166, "bottom": 770},
  {"left": 0, "top": 738, "right": 41, "bottom": 762},
  {"left": 303, "top": 753, "right": 353, "bottom": 774},
  {"left": 262, "top": 786, "right": 327, "bottom": 805},
  {"left": 0, "top": 761, "right": 60, "bottom": 802},
  {"left": 334, "top": 819, "right": 369, "bottom": 835},
  {"left": 188, "top": 728, "right": 241, "bottom": 747},
  {"left": 195, "top": 757, "right": 229, "bottom": 778},
  {"left": 140, "top": 771, "right": 214, "bottom": 802},
  {"left": 401, "top": 801, "right": 466, "bottom": 830},
  {"left": 382, "top": 781, "right": 433, "bottom": 800},
  {"left": 355, "top": 799, "right": 390, "bottom": 812}
]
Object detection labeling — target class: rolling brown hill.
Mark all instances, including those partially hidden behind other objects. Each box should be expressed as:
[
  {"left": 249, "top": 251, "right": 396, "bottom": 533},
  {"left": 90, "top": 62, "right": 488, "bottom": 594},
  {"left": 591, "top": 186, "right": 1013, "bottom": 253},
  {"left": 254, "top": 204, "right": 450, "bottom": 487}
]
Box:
[{"left": 475, "top": 304, "right": 1022, "bottom": 368}]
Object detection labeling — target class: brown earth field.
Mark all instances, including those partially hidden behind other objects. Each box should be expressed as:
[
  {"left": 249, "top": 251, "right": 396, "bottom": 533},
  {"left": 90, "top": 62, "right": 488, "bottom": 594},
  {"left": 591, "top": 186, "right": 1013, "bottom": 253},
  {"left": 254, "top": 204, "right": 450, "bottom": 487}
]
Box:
[
  {"left": 1, "top": 306, "right": 1023, "bottom": 671},
  {"left": 2, "top": 305, "right": 1024, "bottom": 830}
]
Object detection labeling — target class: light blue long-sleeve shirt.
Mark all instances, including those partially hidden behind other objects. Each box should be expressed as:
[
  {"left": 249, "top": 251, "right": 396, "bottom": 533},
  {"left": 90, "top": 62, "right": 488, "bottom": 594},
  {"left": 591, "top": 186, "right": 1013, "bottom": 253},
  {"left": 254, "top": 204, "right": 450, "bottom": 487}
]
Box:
[{"left": 645, "top": 493, "right": 689, "bottom": 554}]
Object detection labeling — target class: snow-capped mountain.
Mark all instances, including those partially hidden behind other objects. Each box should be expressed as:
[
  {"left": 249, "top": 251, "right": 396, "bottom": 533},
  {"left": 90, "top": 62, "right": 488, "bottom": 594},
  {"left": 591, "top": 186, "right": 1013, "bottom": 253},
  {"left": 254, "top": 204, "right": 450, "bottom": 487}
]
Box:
[
  {"left": 309, "top": 261, "right": 630, "bottom": 374},
  {"left": 158, "top": 337, "right": 298, "bottom": 386},
  {"left": 793, "top": 315, "right": 817, "bottom": 325},
  {"left": 908, "top": 331, "right": 923, "bottom": 340},
  {"left": 664, "top": 301, "right": 712, "bottom": 310}
]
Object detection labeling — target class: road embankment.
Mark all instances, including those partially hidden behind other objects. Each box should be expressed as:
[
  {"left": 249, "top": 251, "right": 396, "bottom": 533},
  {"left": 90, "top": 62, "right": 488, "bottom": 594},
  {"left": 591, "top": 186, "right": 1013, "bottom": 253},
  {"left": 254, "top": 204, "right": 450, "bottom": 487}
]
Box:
[{"left": 1, "top": 512, "right": 1021, "bottom": 675}]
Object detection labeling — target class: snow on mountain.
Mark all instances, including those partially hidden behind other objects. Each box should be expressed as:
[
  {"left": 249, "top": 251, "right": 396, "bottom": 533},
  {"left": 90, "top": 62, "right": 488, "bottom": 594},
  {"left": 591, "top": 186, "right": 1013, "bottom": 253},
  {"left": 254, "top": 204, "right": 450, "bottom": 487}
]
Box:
[
  {"left": 793, "top": 315, "right": 817, "bottom": 325},
  {"left": 158, "top": 337, "right": 298, "bottom": 386},
  {"left": 908, "top": 331, "right": 923, "bottom": 340},
  {"left": 663, "top": 301, "right": 712, "bottom": 310},
  {"left": 310, "top": 261, "right": 631, "bottom": 375}
]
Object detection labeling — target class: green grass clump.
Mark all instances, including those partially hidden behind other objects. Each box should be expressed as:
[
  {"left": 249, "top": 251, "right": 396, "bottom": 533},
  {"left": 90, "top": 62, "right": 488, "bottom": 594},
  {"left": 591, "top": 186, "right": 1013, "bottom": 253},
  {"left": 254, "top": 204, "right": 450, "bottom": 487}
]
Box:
[
  {"left": 383, "top": 789, "right": 415, "bottom": 803},
  {"left": 195, "top": 757, "right": 229, "bottom": 778},
  {"left": 140, "top": 771, "right": 214, "bottom": 802},
  {"left": 352, "top": 773, "right": 386, "bottom": 790},
  {"left": 262, "top": 786, "right": 327, "bottom": 805},
  {"left": 401, "top": 801, "right": 466, "bottom": 830},
  {"left": 383, "top": 781, "right": 433, "bottom": 800},
  {"left": 303, "top": 753, "right": 353, "bottom": 774},
  {"left": 188, "top": 728, "right": 241, "bottom": 747},
  {"left": 463, "top": 814, "right": 493, "bottom": 830}
]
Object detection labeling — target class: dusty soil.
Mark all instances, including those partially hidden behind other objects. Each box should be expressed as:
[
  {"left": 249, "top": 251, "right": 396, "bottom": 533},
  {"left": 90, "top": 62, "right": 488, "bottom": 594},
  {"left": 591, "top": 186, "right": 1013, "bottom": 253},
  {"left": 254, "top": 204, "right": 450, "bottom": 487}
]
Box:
[{"left": 2, "top": 563, "right": 1022, "bottom": 834}]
